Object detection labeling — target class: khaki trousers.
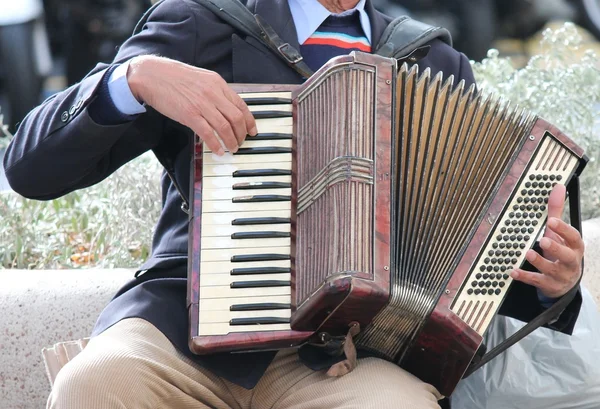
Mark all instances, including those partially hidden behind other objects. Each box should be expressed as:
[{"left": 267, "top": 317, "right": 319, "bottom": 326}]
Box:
[{"left": 48, "top": 318, "right": 442, "bottom": 409}]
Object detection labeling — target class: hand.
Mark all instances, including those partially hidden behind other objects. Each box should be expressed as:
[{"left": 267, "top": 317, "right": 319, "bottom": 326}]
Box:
[
  {"left": 510, "top": 184, "right": 584, "bottom": 298},
  {"left": 127, "top": 55, "right": 257, "bottom": 155}
]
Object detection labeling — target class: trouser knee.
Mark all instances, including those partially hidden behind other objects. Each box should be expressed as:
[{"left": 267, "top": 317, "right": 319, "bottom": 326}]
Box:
[{"left": 48, "top": 351, "right": 149, "bottom": 408}]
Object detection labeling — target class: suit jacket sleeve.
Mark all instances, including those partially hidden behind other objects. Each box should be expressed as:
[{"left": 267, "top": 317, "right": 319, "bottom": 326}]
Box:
[
  {"left": 2, "top": 0, "right": 197, "bottom": 200},
  {"left": 417, "top": 40, "right": 581, "bottom": 335}
]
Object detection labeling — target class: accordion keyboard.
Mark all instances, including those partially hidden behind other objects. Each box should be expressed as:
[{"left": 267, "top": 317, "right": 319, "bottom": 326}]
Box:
[{"left": 198, "top": 92, "right": 294, "bottom": 336}]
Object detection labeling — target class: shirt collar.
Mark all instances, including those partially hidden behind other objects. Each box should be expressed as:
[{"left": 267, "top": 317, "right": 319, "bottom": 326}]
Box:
[{"left": 288, "top": 0, "right": 372, "bottom": 45}]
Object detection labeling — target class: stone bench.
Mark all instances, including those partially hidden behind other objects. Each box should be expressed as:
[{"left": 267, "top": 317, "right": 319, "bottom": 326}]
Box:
[{"left": 1, "top": 218, "right": 599, "bottom": 408}]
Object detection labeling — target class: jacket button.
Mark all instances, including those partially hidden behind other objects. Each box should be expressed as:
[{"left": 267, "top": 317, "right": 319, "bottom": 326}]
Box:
[
  {"left": 61, "top": 111, "right": 69, "bottom": 122},
  {"left": 69, "top": 106, "right": 77, "bottom": 115},
  {"left": 75, "top": 99, "right": 84, "bottom": 109}
]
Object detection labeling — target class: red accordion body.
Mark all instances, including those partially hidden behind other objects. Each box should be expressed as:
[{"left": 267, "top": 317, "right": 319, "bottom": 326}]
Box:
[{"left": 187, "top": 52, "right": 587, "bottom": 395}]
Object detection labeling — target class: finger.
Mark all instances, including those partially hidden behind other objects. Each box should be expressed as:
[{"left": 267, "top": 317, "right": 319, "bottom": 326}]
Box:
[
  {"left": 216, "top": 98, "right": 250, "bottom": 147},
  {"left": 510, "top": 268, "right": 565, "bottom": 298},
  {"left": 222, "top": 86, "right": 258, "bottom": 137},
  {"left": 202, "top": 105, "right": 240, "bottom": 153},
  {"left": 539, "top": 237, "right": 578, "bottom": 266},
  {"left": 543, "top": 227, "right": 564, "bottom": 246},
  {"left": 510, "top": 268, "right": 549, "bottom": 289},
  {"left": 191, "top": 117, "right": 224, "bottom": 155},
  {"left": 546, "top": 217, "right": 585, "bottom": 253},
  {"left": 546, "top": 184, "right": 566, "bottom": 220},
  {"left": 523, "top": 249, "right": 557, "bottom": 277}
]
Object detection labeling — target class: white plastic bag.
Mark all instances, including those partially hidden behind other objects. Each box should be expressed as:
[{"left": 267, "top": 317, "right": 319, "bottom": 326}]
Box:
[{"left": 451, "top": 287, "right": 600, "bottom": 409}]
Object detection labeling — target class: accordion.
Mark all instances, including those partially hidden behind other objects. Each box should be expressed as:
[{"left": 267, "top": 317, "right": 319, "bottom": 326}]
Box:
[{"left": 187, "top": 52, "right": 587, "bottom": 395}]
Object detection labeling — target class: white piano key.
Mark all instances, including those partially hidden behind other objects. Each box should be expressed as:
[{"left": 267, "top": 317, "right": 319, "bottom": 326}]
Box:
[
  {"left": 204, "top": 137, "right": 292, "bottom": 153},
  {"left": 201, "top": 188, "right": 292, "bottom": 201},
  {"left": 201, "top": 246, "right": 290, "bottom": 262},
  {"left": 202, "top": 176, "right": 291, "bottom": 190},
  {"left": 203, "top": 152, "right": 292, "bottom": 165},
  {"left": 201, "top": 200, "right": 291, "bottom": 214},
  {"left": 199, "top": 295, "right": 291, "bottom": 310},
  {"left": 199, "top": 285, "right": 291, "bottom": 299},
  {"left": 239, "top": 91, "right": 292, "bottom": 99},
  {"left": 201, "top": 224, "right": 291, "bottom": 237},
  {"left": 239, "top": 139, "right": 292, "bottom": 149},
  {"left": 201, "top": 209, "right": 291, "bottom": 225},
  {"left": 254, "top": 123, "right": 292, "bottom": 134},
  {"left": 256, "top": 117, "right": 293, "bottom": 129},
  {"left": 201, "top": 237, "right": 291, "bottom": 250},
  {"left": 203, "top": 162, "right": 292, "bottom": 177},
  {"left": 248, "top": 104, "right": 292, "bottom": 113},
  {"left": 198, "top": 322, "right": 291, "bottom": 336},
  {"left": 199, "top": 309, "right": 290, "bottom": 324},
  {"left": 200, "top": 260, "right": 291, "bottom": 274},
  {"left": 200, "top": 273, "right": 291, "bottom": 287}
]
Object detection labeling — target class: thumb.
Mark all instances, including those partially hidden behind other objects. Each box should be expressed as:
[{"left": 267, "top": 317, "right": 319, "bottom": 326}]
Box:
[
  {"left": 544, "top": 183, "right": 566, "bottom": 240},
  {"left": 546, "top": 183, "right": 566, "bottom": 221}
]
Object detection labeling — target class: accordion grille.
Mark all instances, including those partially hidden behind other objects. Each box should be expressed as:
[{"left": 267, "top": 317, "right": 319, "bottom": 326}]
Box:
[
  {"left": 357, "top": 65, "right": 536, "bottom": 360},
  {"left": 295, "top": 66, "right": 376, "bottom": 305}
]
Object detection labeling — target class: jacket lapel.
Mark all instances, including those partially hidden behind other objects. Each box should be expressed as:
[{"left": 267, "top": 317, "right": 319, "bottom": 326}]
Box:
[{"left": 365, "top": 0, "right": 392, "bottom": 48}]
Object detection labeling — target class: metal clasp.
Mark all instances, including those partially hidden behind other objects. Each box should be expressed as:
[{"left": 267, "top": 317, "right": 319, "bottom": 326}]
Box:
[
  {"left": 181, "top": 202, "right": 189, "bottom": 215},
  {"left": 278, "top": 43, "right": 303, "bottom": 64}
]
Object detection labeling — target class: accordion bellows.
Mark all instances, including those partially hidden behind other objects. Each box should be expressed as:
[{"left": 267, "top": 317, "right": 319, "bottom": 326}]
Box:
[{"left": 188, "top": 52, "right": 586, "bottom": 396}]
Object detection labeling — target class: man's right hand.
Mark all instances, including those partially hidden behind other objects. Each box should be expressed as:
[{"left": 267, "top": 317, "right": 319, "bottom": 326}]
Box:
[{"left": 126, "top": 55, "right": 257, "bottom": 155}]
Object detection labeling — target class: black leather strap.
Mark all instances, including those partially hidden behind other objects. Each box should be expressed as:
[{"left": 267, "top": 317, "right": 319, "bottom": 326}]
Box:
[
  {"left": 191, "top": 0, "right": 314, "bottom": 78},
  {"left": 254, "top": 14, "right": 314, "bottom": 78},
  {"left": 375, "top": 16, "right": 452, "bottom": 61},
  {"left": 464, "top": 176, "right": 584, "bottom": 378},
  {"left": 136, "top": 0, "right": 314, "bottom": 78}
]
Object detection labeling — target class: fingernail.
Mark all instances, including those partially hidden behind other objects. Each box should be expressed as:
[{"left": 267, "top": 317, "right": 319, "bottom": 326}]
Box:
[
  {"left": 539, "top": 237, "right": 551, "bottom": 250},
  {"left": 511, "top": 270, "right": 519, "bottom": 279},
  {"left": 548, "top": 218, "right": 559, "bottom": 229},
  {"left": 250, "top": 127, "right": 258, "bottom": 136},
  {"left": 526, "top": 249, "right": 537, "bottom": 261},
  {"left": 217, "top": 148, "right": 224, "bottom": 156}
]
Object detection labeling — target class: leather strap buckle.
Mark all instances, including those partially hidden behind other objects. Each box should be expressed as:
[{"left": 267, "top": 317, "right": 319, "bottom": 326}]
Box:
[{"left": 277, "top": 43, "right": 303, "bottom": 64}]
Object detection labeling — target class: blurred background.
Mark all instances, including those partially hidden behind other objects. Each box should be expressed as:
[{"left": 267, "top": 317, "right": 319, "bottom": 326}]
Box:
[
  {"left": 0, "top": 0, "right": 153, "bottom": 133},
  {"left": 0, "top": 0, "right": 599, "bottom": 131}
]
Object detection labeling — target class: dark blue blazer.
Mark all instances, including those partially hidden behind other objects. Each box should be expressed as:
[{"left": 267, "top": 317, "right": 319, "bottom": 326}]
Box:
[{"left": 3, "top": 0, "right": 581, "bottom": 389}]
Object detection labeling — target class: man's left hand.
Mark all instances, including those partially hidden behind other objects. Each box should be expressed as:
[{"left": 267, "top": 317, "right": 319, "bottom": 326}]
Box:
[{"left": 510, "top": 184, "right": 585, "bottom": 299}]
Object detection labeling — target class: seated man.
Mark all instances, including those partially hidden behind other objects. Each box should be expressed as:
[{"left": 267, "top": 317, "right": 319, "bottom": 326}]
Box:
[{"left": 2, "top": 0, "right": 585, "bottom": 408}]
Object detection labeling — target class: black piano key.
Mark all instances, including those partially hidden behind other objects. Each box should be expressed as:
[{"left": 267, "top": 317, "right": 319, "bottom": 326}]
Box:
[
  {"left": 233, "top": 182, "right": 291, "bottom": 190},
  {"left": 242, "top": 97, "right": 292, "bottom": 105},
  {"left": 231, "top": 254, "right": 290, "bottom": 262},
  {"left": 235, "top": 147, "right": 292, "bottom": 155},
  {"left": 232, "top": 195, "right": 291, "bottom": 203},
  {"left": 230, "top": 317, "right": 290, "bottom": 325},
  {"left": 232, "top": 217, "right": 291, "bottom": 225},
  {"left": 252, "top": 110, "right": 292, "bottom": 119},
  {"left": 233, "top": 169, "right": 291, "bottom": 177},
  {"left": 230, "top": 303, "right": 291, "bottom": 311},
  {"left": 250, "top": 133, "right": 292, "bottom": 140},
  {"left": 230, "top": 280, "right": 291, "bottom": 288},
  {"left": 230, "top": 267, "right": 291, "bottom": 275},
  {"left": 231, "top": 231, "right": 291, "bottom": 239}
]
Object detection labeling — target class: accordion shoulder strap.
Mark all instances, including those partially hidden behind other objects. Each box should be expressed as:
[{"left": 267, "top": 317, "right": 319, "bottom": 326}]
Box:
[
  {"left": 375, "top": 16, "right": 452, "bottom": 60},
  {"left": 134, "top": 1, "right": 313, "bottom": 77}
]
